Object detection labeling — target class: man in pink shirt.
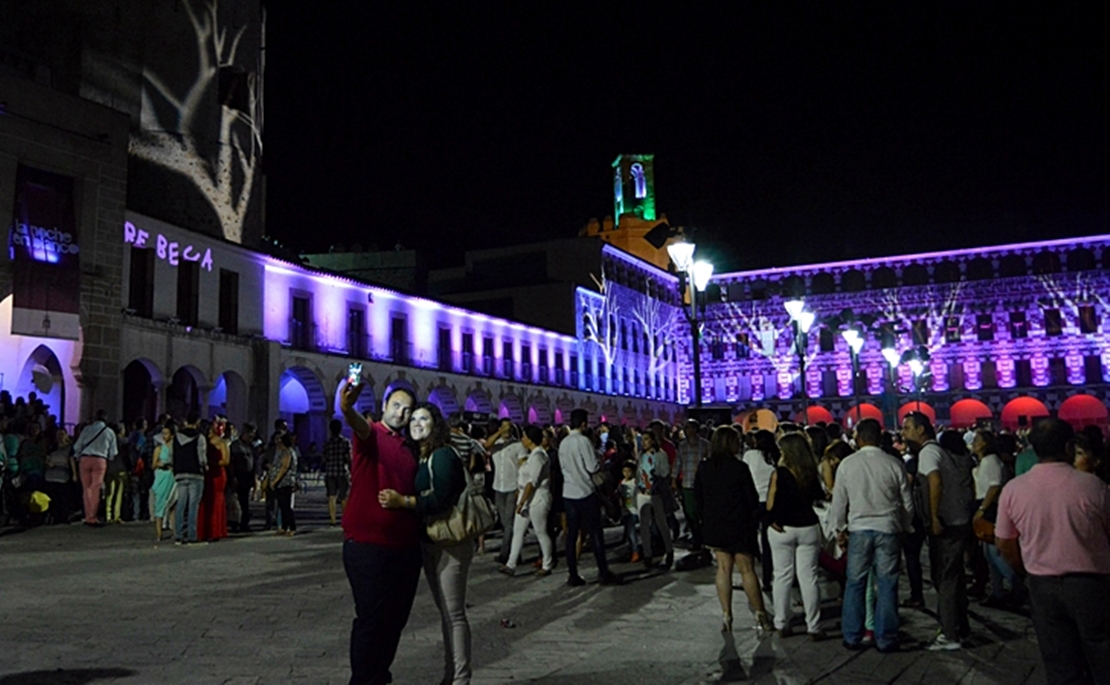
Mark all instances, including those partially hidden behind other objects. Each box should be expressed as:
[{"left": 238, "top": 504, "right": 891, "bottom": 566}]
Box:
[{"left": 995, "top": 418, "right": 1110, "bottom": 685}]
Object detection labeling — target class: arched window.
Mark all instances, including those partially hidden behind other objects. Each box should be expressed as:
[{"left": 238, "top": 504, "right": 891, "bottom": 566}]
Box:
[
  {"left": 933, "top": 260, "right": 961, "bottom": 283},
  {"left": 630, "top": 163, "right": 647, "bottom": 199},
  {"left": 999, "top": 254, "right": 1027, "bottom": 278},
  {"left": 902, "top": 264, "right": 928, "bottom": 286},
  {"left": 810, "top": 272, "right": 835, "bottom": 294},
  {"left": 614, "top": 167, "right": 622, "bottom": 205},
  {"left": 840, "top": 270, "right": 865, "bottom": 292},
  {"left": 871, "top": 267, "right": 897, "bottom": 289},
  {"left": 965, "top": 258, "right": 993, "bottom": 281},
  {"left": 1033, "top": 251, "right": 1061, "bottom": 275}
]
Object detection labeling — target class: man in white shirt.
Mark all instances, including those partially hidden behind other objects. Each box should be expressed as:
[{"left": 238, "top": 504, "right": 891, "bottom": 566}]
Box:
[
  {"left": 559, "top": 409, "right": 618, "bottom": 587},
  {"left": 831, "top": 418, "right": 913, "bottom": 653}
]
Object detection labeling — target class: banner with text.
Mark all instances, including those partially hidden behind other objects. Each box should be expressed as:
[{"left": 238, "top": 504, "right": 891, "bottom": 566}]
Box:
[{"left": 8, "top": 165, "right": 81, "bottom": 339}]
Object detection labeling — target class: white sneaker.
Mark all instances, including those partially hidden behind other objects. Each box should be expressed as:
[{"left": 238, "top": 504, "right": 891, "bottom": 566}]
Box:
[{"left": 927, "top": 634, "right": 963, "bottom": 651}]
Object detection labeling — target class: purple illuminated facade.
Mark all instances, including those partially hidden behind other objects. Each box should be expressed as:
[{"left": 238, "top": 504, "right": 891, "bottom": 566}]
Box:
[{"left": 669, "top": 235, "right": 1110, "bottom": 430}]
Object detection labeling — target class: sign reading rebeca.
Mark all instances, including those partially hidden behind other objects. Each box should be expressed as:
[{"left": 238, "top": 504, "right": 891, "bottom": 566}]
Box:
[{"left": 8, "top": 165, "right": 81, "bottom": 340}]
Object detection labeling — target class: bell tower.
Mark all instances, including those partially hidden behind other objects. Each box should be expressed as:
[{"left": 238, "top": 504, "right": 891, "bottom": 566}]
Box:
[{"left": 613, "top": 154, "right": 656, "bottom": 222}]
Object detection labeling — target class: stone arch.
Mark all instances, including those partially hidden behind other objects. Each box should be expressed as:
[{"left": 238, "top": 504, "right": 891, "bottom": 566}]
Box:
[
  {"left": 280, "top": 365, "right": 329, "bottom": 455},
  {"left": 526, "top": 393, "right": 552, "bottom": 425},
  {"left": 464, "top": 387, "right": 493, "bottom": 415},
  {"left": 167, "top": 364, "right": 208, "bottom": 421},
  {"left": 208, "top": 370, "right": 248, "bottom": 427},
  {"left": 554, "top": 394, "right": 575, "bottom": 425},
  {"left": 123, "top": 358, "right": 164, "bottom": 426},
  {"left": 17, "top": 344, "right": 68, "bottom": 425},
  {"left": 498, "top": 392, "right": 525, "bottom": 423},
  {"left": 427, "top": 384, "right": 460, "bottom": 417}
]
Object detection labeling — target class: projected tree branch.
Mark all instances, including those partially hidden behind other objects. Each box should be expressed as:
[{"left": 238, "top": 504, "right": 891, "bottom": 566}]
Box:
[{"left": 131, "top": 0, "right": 262, "bottom": 243}]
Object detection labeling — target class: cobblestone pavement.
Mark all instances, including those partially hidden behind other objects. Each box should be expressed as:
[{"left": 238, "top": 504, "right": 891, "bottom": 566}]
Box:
[{"left": 0, "top": 487, "right": 1047, "bottom": 684}]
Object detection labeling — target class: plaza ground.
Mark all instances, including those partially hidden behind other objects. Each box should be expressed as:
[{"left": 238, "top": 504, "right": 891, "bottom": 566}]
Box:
[{"left": 0, "top": 486, "right": 1047, "bottom": 684}]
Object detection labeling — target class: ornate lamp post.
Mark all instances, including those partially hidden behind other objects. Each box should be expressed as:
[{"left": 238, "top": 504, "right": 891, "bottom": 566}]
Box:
[
  {"left": 882, "top": 345, "right": 901, "bottom": 428},
  {"left": 841, "top": 328, "right": 865, "bottom": 427},
  {"left": 785, "top": 299, "right": 816, "bottom": 425},
  {"left": 667, "top": 241, "right": 714, "bottom": 409}
]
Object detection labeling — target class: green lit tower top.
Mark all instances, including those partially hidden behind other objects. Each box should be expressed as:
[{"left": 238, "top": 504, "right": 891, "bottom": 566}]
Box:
[{"left": 612, "top": 154, "right": 656, "bottom": 222}]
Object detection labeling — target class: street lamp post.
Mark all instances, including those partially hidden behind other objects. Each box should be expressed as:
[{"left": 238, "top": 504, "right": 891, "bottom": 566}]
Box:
[
  {"left": 667, "top": 241, "right": 713, "bottom": 409},
  {"left": 882, "top": 346, "right": 901, "bottom": 428},
  {"left": 841, "top": 328, "right": 865, "bottom": 428},
  {"left": 785, "top": 299, "right": 816, "bottom": 425}
]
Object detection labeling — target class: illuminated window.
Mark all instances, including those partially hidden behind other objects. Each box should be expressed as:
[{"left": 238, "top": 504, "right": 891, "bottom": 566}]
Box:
[
  {"left": 976, "top": 314, "right": 994, "bottom": 342},
  {"left": 521, "top": 344, "right": 532, "bottom": 382},
  {"left": 345, "top": 307, "right": 365, "bottom": 358},
  {"left": 1009, "top": 311, "right": 1028, "bottom": 339},
  {"left": 437, "top": 328, "right": 452, "bottom": 371},
  {"left": 1079, "top": 305, "right": 1098, "bottom": 334},
  {"left": 538, "top": 347, "right": 549, "bottom": 383},
  {"left": 288, "top": 290, "right": 310, "bottom": 350},
  {"left": 1044, "top": 308, "right": 1063, "bottom": 336},
  {"left": 912, "top": 320, "right": 929, "bottom": 345},
  {"left": 1085, "top": 355, "right": 1104, "bottom": 383},
  {"left": 944, "top": 316, "right": 961, "bottom": 343},
  {"left": 390, "top": 317, "right": 408, "bottom": 364},
  {"left": 216, "top": 269, "right": 239, "bottom": 335},
  {"left": 482, "top": 336, "right": 494, "bottom": 375},
  {"left": 555, "top": 351, "right": 565, "bottom": 385},
  {"left": 462, "top": 333, "right": 474, "bottom": 373},
  {"left": 630, "top": 163, "right": 646, "bottom": 199},
  {"left": 502, "top": 340, "right": 514, "bottom": 379}
]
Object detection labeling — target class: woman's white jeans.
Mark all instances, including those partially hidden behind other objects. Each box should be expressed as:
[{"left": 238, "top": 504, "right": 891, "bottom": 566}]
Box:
[
  {"left": 506, "top": 490, "right": 554, "bottom": 571},
  {"left": 768, "top": 523, "right": 823, "bottom": 633},
  {"left": 422, "top": 539, "right": 474, "bottom": 685}
]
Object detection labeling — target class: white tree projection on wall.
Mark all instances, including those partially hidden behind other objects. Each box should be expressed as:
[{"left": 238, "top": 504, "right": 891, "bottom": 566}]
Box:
[
  {"left": 579, "top": 270, "right": 620, "bottom": 393},
  {"left": 130, "top": 0, "right": 263, "bottom": 243},
  {"left": 630, "top": 294, "right": 679, "bottom": 379}
]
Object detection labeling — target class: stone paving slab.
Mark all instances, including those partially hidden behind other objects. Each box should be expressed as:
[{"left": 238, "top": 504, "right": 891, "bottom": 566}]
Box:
[{"left": 0, "top": 490, "right": 1048, "bottom": 684}]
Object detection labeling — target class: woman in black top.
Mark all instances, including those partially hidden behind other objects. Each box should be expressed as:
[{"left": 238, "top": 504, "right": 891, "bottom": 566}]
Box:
[
  {"left": 696, "top": 426, "right": 772, "bottom": 634},
  {"left": 766, "top": 433, "right": 826, "bottom": 639}
]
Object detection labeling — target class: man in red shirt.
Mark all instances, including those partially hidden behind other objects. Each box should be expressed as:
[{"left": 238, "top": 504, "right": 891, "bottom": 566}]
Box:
[
  {"left": 340, "top": 382, "right": 418, "bottom": 685},
  {"left": 995, "top": 418, "right": 1110, "bottom": 685}
]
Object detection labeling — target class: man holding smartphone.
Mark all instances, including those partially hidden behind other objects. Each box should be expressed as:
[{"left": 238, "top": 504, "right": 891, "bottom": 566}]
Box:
[{"left": 340, "top": 380, "right": 419, "bottom": 685}]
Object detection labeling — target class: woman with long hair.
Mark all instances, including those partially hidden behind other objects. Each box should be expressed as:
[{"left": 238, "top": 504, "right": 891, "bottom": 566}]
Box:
[
  {"left": 268, "top": 432, "right": 298, "bottom": 536},
  {"left": 766, "top": 433, "right": 827, "bottom": 639},
  {"left": 697, "top": 426, "right": 772, "bottom": 634},
  {"left": 198, "top": 417, "right": 231, "bottom": 541},
  {"left": 379, "top": 401, "right": 473, "bottom": 685},
  {"left": 150, "top": 421, "right": 178, "bottom": 542},
  {"left": 743, "top": 429, "right": 779, "bottom": 593}
]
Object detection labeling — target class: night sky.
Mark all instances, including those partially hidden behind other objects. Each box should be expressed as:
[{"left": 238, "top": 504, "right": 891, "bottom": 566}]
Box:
[{"left": 263, "top": 4, "right": 1108, "bottom": 273}]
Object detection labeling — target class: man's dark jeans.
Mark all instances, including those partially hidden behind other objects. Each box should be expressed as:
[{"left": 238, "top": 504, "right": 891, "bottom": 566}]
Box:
[
  {"left": 903, "top": 522, "right": 927, "bottom": 601},
  {"left": 1028, "top": 574, "right": 1110, "bottom": 685},
  {"left": 343, "top": 539, "right": 422, "bottom": 685},
  {"left": 564, "top": 495, "right": 610, "bottom": 580},
  {"left": 928, "top": 523, "right": 971, "bottom": 640},
  {"left": 234, "top": 471, "right": 254, "bottom": 531}
]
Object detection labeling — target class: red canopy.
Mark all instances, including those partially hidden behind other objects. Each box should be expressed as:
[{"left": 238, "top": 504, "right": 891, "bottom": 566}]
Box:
[
  {"left": 949, "top": 399, "right": 993, "bottom": 429},
  {"left": 845, "top": 403, "right": 884, "bottom": 429},
  {"left": 1000, "top": 396, "right": 1050, "bottom": 431},
  {"left": 792, "top": 406, "right": 835, "bottom": 426},
  {"left": 898, "top": 401, "right": 936, "bottom": 425},
  {"left": 1058, "top": 394, "right": 1109, "bottom": 432}
]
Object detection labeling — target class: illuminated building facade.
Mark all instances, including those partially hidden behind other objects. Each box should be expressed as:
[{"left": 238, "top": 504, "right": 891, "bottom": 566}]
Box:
[{"left": 686, "top": 236, "right": 1110, "bottom": 431}]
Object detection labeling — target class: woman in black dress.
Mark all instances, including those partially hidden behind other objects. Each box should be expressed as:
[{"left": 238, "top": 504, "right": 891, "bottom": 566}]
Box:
[{"left": 696, "top": 425, "right": 773, "bottom": 634}]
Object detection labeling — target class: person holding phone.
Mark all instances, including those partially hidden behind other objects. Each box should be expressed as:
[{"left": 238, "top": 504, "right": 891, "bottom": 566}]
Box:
[{"left": 340, "top": 380, "right": 419, "bottom": 685}]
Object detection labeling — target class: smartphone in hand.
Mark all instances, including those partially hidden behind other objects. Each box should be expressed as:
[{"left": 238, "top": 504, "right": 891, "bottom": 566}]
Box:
[{"left": 347, "top": 362, "right": 363, "bottom": 386}]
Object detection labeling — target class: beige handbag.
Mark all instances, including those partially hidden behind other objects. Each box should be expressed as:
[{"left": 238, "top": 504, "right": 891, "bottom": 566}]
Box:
[{"left": 425, "top": 447, "right": 496, "bottom": 545}]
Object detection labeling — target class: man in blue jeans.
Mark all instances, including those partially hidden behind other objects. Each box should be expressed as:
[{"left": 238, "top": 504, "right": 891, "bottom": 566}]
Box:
[
  {"left": 830, "top": 419, "right": 914, "bottom": 652},
  {"left": 172, "top": 413, "right": 207, "bottom": 544}
]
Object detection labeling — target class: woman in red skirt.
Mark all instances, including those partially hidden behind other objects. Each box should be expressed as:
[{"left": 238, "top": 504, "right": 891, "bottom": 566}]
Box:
[{"left": 198, "top": 417, "right": 231, "bottom": 541}]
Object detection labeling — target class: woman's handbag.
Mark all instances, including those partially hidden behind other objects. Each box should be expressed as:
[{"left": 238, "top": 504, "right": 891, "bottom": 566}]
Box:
[{"left": 425, "top": 447, "right": 497, "bottom": 545}]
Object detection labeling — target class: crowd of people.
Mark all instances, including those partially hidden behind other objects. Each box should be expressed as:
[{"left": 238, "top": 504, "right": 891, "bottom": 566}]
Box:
[
  {"left": 0, "top": 391, "right": 345, "bottom": 545},
  {"left": 3, "top": 381, "right": 1106, "bottom": 685},
  {"left": 338, "top": 379, "right": 1109, "bottom": 685}
]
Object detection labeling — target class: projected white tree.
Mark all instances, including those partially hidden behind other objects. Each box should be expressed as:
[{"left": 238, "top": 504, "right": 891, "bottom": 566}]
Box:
[
  {"left": 130, "top": 0, "right": 263, "bottom": 243},
  {"left": 879, "top": 282, "right": 966, "bottom": 353},
  {"left": 630, "top": 294, "right": 679, "bottom": 378},
  {"left": 579, "top": 271, "right": 620, "bottom": 388}
]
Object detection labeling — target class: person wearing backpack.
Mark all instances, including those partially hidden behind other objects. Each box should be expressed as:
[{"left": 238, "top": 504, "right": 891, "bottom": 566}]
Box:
[{"left": 904, "top": 412, "right": 975, "bottom": 651}]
